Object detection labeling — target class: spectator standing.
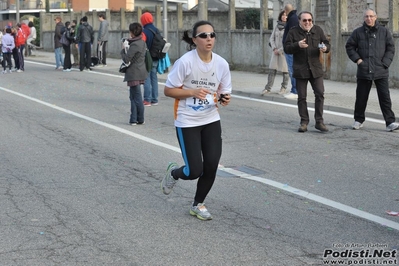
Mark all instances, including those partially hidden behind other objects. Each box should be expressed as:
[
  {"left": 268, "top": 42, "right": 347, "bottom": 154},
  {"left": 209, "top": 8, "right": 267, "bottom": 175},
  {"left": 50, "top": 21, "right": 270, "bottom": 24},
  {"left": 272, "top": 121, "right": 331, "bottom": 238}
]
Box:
[
  {"left": 15, "top": 23, "right": 28, "bottom": 72},
  {"left": 70, "top": 20, "right": 79, "bottom": 66},
  {"left": 284, "top": 11, "right": 330, "bottom": 133},
  {"left": 345, "top": 8, "right": 399, "bottom": 132},
  {"left": 120, "top": 23, "right": 148, "bottom": 126},
  {"left": 0, "top": 28, "right": 2, "bottom": 45},
  {"left": 97, "top": 13, "right": 109, "bottom": 67},
  {"left": 54, "top": 16, "right": 64, "bottom": 70},
  {"left": 75, "top": 16, "right": 94, "bottom": 72},
  {"left": 282, "top": 3, "right": 299, "bottom": 99},
  {"left": 62, "top": 21, "right": 73, "bottom": 72},
  {"left": 27, "top": 21, "right": 37, "bottom": 56},
  {"left": 141, "top": 12, "right": 160, "bottom": 106},
  {"left": 162, "top": 21, "right": 232, "bottom": 221},
  {"left": 0, "top": 29, "right": 5, "bottom": 65},
  {"left": 262, "top": 10, "right": 289, "bottom": 95},
  {"left": 11, "top": 26, "right": 19, "bottom": 70},
  {"left": 2, "top": 27, "right": 15, "bottom": 74}
]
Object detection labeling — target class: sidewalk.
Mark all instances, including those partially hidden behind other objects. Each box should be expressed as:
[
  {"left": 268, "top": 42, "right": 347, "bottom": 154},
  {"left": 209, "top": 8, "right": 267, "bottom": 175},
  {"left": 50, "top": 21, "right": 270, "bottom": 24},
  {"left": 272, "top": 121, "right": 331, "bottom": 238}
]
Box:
[{"left": 24, "top": 50, "right": 399, "bottom": 121}]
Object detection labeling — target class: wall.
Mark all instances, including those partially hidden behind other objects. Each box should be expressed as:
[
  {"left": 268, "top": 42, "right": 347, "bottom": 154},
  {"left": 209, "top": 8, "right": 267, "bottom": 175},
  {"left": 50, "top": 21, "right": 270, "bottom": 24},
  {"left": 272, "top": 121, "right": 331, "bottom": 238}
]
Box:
[
  {"left": 71, "top": 0, "right": 88, "bottom": 12},
  {"left": 109, "top": 0, "right": 129, "bottom": 11},
  {"left": 39, "top": 10, "right": 273, "bottom": 69},
  {"left": 88, "top": 0, "right": 108, "bottom": 11},
  {"left": 37, "top": 1, "right": 399, "bottom": 87}
]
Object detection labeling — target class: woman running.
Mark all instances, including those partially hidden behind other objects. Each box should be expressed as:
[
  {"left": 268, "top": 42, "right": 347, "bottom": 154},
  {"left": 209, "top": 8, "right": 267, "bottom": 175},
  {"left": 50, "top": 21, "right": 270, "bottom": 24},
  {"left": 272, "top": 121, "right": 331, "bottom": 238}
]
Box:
[{"left": 161, "top": 20, "right": 232, "bottom": 221}]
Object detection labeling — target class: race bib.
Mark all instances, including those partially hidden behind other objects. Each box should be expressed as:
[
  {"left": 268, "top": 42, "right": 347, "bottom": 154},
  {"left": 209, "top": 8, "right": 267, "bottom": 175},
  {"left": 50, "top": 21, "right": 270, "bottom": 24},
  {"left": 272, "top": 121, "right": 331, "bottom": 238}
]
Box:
[{"left": 186, "top": 92, "right": 217, "bottom": 111}]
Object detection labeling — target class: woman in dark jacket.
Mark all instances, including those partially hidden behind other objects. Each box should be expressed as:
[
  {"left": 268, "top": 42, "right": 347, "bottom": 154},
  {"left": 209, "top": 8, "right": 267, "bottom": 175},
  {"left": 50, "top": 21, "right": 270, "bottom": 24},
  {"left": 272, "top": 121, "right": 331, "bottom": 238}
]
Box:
[
  {"left": 121, "top": 23, "right": 149, "bottom": 125},
  {"left": 62, "top": 21, "right": 72, "bottom": 71}
]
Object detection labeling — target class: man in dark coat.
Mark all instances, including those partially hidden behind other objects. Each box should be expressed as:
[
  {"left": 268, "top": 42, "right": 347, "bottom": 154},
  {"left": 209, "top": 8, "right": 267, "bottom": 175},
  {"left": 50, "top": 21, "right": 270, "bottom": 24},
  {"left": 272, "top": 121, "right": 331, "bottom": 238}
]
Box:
[
  {"left": 345, "top": 8, "right": 399, "bottom": 132},
  {"left": 284, "top": 11, "right": 330, "bottom": 133},
  {"left": 75, "top": 16, "right": 94, "bottom": 71},
  {"left": 54, "top": 16, "right": 64, "bottom": 70}
]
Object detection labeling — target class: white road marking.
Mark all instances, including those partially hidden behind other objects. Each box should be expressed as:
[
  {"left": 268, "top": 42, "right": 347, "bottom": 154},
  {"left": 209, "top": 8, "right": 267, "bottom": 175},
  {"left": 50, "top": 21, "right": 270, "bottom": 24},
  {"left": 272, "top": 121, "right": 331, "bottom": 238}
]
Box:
[
  {"left": 3, "top": 65, "right": 396, "bottom": 230},
  {"left": 0, "top": 86, "right": 181, "bottom": 153},
  {"left": 232, "top": 95, "right": 385, "bottom": 124},
  {"left": 221, "top": 167, "right": 399, "bottom": 231}
]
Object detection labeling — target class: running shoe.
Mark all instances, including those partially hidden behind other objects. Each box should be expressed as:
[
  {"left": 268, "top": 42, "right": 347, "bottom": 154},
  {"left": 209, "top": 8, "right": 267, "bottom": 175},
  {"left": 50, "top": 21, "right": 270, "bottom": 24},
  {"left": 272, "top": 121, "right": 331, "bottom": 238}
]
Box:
[
  {"left": 190, "top": 203, "right": 213, "bottom": 220},
  {"left": 352, "top": 121, "right": 363, "bottom": 130},
  {"left": 386, "top": 122, "right": 399, "bottom": 132},
  {"left": 161, "top": 162, "right": 178, "bottom": 195}
]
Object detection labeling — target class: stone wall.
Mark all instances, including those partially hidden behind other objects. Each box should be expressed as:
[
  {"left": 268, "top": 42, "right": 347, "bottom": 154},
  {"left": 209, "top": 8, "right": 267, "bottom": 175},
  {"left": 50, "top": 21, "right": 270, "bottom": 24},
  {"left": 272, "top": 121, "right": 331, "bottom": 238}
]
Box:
[{"left": 37, "top": 0, "right": 399, "bottom": 87}]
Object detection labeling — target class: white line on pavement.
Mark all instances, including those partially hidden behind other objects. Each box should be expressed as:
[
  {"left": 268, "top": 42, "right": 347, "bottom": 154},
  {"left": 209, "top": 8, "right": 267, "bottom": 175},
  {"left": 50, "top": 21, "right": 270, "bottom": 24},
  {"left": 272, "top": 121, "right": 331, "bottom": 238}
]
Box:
[
  {"left": 0, "top": 86, "right": 181, "bottom": 153},
  {"left": 221, "top": 167, "right": 399, "bottom": 231},
  {"left": 232, "top": 95, "right": 385, "bottom": 124},
  {"left": 5, "top": 69, "right": 395, "bottom": 230}
]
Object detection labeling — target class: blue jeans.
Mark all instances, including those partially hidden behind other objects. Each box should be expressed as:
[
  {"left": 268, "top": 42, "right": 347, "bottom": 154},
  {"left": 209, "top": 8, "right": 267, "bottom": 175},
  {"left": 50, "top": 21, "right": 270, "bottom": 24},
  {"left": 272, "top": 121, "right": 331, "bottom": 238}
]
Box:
[
  {"left": 55, "top": 47, "right": 64, "bottom": 68},
  {"left": 143, "top": 60, "right": 159, "bottom": 103},
  {"left": 285, "top": 53, "right": 297, "bottom": 94},
  {"left": 129, "top": 85, "right": 145, "bottom": 124}
]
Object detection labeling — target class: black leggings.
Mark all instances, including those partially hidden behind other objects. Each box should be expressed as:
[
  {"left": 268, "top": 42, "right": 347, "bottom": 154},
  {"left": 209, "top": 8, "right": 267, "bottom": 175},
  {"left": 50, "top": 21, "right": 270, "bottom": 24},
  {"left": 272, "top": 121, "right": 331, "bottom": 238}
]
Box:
[{"left": 173, "top": 120, "right": 222, "bottom": 203}]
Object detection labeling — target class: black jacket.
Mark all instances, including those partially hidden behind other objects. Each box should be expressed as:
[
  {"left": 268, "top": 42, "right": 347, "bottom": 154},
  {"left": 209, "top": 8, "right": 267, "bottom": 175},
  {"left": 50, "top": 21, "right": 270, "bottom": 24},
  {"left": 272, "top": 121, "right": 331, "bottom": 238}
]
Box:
[
  {"left": 76, "top": 22, "right": 94, "bottom": 44},
  {"left": 345, "top": 21, "right": 395, "bottom": 80},
  {"left": 282, "top": 10, "right": 298, "bottom": 44},
  {"left": 284, "top": 25, "right": 330, "bottom": 79}
]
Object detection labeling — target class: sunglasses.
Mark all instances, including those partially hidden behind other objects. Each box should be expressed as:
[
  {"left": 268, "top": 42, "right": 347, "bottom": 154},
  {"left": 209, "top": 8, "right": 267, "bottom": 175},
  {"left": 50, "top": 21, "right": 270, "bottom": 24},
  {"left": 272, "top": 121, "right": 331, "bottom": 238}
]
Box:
[
  {"left": 302, "top": 19, "right": 312, "bottom": 23},
  {"left": 195, "top": 32, "right": 216, "bottom": 39}
]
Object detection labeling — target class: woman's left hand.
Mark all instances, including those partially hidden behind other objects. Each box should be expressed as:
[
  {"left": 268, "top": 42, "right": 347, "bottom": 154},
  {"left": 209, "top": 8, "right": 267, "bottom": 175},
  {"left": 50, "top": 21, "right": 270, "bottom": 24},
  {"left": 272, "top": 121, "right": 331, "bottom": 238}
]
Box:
[{"left": 219, "top": 94, "right": 231, "bottom": 106}]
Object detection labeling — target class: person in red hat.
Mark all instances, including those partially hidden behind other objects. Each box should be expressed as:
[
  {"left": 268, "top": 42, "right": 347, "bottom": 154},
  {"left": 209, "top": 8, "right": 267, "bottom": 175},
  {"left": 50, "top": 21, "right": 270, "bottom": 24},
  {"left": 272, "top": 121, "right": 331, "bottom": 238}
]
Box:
[{"left": 141, "top": 12, "right": 160, "bottom": 107}]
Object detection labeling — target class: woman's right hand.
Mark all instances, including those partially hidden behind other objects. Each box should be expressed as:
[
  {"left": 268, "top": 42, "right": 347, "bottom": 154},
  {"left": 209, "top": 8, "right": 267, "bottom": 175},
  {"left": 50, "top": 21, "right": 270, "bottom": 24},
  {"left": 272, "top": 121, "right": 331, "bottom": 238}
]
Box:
[{"left": 193, "top": 88, "right": 211, "bottom": 100}]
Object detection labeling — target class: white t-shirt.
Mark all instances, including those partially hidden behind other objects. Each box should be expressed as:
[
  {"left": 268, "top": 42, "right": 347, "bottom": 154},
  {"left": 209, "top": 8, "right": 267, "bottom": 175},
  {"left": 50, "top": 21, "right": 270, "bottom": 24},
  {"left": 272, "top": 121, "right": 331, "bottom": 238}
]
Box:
[
  {"left": 165, "top": 49, "right": 232, "bottom": 128},
  {"left": 29, "top": 27, "right": 37, "bottom": 39}
]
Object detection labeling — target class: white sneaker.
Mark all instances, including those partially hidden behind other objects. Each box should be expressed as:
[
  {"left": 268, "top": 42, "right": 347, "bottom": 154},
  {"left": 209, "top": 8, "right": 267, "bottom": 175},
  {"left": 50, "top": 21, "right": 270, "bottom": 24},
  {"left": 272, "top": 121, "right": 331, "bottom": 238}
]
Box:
[
  {"left": 261, "top": 88, "right": 270, "bottom": 95},
  {"left": 352, "top": 121, "right": 363, "bottom": 130},
  {"left": 278, "top": 88, "right": 286, "bottom": 95},
  {"left": 16, "top": 69, "right": 24, "bottom": 73},
  {"left": 2, "top": 70, "right": 5, "bottom": 74},
  {"left": 190, "top": 203, "right": 213, "bottom": 220},
  {"left": 386, "top": 122, "right": 399, "bottom": 132},
  {"left": 161, "top": 162, "right": 178, "bottom": 195},
  {"left": 284, "top": 93, "right": 298, "bottom": 99}
]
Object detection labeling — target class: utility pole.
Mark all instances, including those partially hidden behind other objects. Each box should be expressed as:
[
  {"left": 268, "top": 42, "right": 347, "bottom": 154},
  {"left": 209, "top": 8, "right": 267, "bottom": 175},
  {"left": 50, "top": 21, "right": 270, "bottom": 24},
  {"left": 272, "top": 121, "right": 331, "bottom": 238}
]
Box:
[
  {"left": 16, "top": 0, "right": 20, "bottom": 23},
  {"left": 163, "top": 0, "right": 168, "bottom": 40}
]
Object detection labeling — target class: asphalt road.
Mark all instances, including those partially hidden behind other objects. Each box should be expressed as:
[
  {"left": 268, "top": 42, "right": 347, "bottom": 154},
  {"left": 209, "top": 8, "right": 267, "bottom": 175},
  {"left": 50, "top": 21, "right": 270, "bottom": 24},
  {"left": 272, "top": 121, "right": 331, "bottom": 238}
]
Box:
[{"left": 0, "top": 61, "right": 398, "bottom": 265}]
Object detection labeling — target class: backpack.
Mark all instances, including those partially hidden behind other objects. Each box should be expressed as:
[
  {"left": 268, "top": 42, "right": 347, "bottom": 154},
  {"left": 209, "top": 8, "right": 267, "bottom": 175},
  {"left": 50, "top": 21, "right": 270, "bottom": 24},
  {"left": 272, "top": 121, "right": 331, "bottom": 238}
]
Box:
[{"left": 148, "top": 28, "right": 168, "bottom": 59}]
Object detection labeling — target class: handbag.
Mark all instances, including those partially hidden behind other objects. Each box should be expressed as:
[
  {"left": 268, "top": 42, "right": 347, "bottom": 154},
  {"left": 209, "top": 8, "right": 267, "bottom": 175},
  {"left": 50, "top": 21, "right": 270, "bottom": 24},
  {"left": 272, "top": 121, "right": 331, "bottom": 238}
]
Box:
[
  {"left": 119, "top": 61, "right": 131, "bottom": 73},
  {"left": 59, "top": 32, "right": 70, "bottom": 46}
]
